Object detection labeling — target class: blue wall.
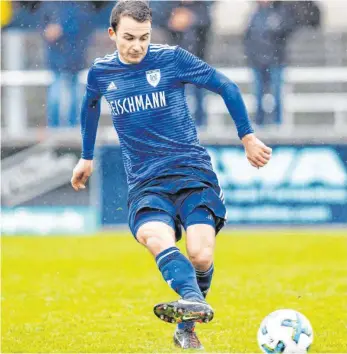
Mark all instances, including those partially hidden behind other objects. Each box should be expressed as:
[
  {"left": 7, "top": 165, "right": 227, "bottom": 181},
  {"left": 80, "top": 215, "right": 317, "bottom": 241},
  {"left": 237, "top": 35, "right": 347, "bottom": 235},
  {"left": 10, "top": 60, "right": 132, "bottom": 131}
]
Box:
[{"left": 98, "top": 144, "right": 347, "bottom": 226}]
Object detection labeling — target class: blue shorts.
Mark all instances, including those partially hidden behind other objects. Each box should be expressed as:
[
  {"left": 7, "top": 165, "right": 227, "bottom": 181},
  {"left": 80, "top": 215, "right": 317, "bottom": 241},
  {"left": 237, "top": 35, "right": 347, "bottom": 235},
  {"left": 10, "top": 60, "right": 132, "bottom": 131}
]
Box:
[{"left": 128, "top": 172, "right": 227, "bottom": 241}]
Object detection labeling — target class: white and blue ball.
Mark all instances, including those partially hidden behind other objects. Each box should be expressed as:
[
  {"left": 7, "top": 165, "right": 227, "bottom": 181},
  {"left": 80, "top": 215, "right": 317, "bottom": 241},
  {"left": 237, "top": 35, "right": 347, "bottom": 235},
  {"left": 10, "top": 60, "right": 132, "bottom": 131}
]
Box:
[{"left": 257, "top": 309, "right": 313, "bottom": 353}]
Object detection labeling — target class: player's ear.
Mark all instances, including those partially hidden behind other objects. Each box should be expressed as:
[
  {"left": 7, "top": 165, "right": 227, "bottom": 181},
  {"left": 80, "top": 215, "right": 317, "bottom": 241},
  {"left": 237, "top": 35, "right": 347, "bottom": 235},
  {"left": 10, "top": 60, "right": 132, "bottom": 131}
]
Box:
[{"left": 108, "top": 27, "right": 116, "bottom": 40}]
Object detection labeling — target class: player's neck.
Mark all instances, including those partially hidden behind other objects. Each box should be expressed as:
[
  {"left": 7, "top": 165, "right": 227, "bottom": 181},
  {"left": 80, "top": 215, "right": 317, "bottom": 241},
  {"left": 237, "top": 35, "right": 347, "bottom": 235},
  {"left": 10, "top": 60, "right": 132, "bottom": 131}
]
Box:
[
  {"left": 118, "top": 54, "right": 132, "bottom": 65},
  {"left": 117, "top": 50, "right": 150, "bottom": 66}
]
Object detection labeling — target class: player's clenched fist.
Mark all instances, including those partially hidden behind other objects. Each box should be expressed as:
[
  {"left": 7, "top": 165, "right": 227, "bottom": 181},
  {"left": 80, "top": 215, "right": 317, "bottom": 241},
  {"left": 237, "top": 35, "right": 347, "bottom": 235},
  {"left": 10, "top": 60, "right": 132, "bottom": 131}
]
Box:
[
  {"left": 71, "top": 158, "right": 93, "bottom": 191},
  {"left": 241, "top": 133, "right": 272, "bottom": 169}
]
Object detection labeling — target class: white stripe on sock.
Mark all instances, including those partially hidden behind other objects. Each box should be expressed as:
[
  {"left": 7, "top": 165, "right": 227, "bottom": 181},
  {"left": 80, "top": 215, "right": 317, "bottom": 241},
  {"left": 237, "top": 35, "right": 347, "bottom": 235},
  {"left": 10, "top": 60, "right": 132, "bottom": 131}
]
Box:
[{"left": 156, "top": 249, "right": 179, "bottom": 267}]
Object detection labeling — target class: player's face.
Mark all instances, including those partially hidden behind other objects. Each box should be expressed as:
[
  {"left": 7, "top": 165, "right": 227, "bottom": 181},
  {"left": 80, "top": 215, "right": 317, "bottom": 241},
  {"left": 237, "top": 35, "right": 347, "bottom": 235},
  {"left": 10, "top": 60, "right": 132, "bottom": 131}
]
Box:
[{"left": 109, "top": 16, "right": 151, "bottom": 64}]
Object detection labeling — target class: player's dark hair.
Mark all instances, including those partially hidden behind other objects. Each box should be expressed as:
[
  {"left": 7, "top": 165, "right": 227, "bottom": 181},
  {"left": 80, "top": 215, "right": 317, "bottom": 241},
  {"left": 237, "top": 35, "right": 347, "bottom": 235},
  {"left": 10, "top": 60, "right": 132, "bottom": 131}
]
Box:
[{"left": 110, "top": 0, "right": 152, "bottom": 31}]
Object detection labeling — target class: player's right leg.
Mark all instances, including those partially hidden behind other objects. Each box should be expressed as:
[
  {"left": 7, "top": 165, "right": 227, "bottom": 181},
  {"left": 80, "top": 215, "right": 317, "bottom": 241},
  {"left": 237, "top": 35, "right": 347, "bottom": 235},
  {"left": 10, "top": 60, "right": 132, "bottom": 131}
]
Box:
[{"left": 129, "top": 201, "right": 213, "bottom": 324}]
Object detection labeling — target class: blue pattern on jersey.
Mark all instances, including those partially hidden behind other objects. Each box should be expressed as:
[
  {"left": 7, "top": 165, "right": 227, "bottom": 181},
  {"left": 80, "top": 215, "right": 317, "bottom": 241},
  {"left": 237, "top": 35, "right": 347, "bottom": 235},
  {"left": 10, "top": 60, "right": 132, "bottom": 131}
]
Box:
[{"left": 81, "top": 44, "right": 253, "bottom": 193}]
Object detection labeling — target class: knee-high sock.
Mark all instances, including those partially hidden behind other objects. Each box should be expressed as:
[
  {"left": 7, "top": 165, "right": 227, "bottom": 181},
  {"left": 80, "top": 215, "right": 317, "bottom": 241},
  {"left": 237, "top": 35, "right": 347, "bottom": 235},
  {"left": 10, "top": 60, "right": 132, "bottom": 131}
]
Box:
[
  {"left": 156, "top": 247, "right": 205, "bottom": 302},
  {"left": 196, "top": 264, "right": 214, "bottom": 298}
]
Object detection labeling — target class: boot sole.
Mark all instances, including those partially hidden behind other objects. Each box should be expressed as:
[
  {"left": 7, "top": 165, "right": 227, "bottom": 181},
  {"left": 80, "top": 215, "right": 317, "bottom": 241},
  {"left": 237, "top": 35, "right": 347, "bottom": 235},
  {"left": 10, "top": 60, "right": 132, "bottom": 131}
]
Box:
[{"left": 154, "top": 302, "right": 214, "bottom": 324}]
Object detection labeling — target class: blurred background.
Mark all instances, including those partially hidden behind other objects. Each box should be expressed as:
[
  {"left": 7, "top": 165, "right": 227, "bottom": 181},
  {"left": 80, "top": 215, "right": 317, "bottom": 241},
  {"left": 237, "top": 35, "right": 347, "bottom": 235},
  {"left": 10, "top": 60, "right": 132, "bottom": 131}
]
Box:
[
  {"left": 1, "top": 3, "right": 347, "bottom": 353},
  {"left": 1, "top": 0, "right": 347, "bottom": 234}
]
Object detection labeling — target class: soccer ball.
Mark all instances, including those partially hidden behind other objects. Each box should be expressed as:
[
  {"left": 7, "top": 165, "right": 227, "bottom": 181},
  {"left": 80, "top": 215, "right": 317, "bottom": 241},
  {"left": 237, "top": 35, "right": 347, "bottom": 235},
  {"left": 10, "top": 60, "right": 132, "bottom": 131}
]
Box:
[{"left": 257, "top": 309, "right": 313, "bottom": 353}]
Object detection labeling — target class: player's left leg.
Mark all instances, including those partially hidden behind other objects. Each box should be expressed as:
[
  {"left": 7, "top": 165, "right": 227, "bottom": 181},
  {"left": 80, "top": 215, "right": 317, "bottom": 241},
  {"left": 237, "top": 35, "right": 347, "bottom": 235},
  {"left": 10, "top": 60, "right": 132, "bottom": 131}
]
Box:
[
  {"left": 174, "top": 326, "right": 204, "bottom": 350},
  {"left": 186, "top": 221, "right": 216, "bottom": 298},
  {"left": 173, "top": 182, "right": 227, "bottom": 349},
  {"left": 178, "top": 189, "right": 224, "bottom": 303},
  {"left": 186, "top": 210, "right": 216, "bottom": 309},
  {"left": 175, "top": 208, "right": 217, "bottom": 349}
]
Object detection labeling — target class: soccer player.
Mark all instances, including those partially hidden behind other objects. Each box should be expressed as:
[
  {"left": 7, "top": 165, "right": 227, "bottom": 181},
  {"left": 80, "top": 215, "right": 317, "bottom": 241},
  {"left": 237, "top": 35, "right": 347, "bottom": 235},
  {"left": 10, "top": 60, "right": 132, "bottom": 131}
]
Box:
[{"left": 71, "top": 0, "right": 272, "bottom": 350}]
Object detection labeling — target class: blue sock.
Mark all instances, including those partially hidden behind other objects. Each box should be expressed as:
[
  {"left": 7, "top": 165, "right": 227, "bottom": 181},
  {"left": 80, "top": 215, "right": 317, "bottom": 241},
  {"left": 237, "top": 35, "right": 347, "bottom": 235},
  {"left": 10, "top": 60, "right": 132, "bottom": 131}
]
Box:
[
  {"left": 178, "top": 264, "right": 214, "bottom": 331},
  {"left": 156, "top": 247, "right": 205, "bottom": 302},
  {"left": 196, "top": 263, "right": 214, "bottom": 298}
]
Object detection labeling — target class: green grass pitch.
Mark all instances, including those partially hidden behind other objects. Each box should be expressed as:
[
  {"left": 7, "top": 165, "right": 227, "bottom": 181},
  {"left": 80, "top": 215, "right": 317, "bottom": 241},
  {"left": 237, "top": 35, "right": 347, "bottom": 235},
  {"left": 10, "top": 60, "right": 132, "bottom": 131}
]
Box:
[{"left": 2, "top": 230, "right": 347, "bottom": 353}]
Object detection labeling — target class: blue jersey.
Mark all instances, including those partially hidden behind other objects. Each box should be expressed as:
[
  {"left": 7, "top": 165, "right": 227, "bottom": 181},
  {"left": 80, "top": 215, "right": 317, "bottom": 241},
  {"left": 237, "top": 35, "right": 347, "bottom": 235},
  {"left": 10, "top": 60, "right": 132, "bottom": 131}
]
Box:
[{"left": 81, "top": 44, "right": 253, "bottom": 193}]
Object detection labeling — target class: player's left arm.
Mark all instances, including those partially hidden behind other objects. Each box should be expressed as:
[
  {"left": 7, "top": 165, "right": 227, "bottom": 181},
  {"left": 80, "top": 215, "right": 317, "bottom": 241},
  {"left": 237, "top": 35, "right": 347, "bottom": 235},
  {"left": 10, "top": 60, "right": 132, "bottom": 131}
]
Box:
[
  {"left": 205, "top": 69, "right": 272, "bottom": 168},
  {"left": 174, "top": 47, "right": 272, "bottom": 168}
]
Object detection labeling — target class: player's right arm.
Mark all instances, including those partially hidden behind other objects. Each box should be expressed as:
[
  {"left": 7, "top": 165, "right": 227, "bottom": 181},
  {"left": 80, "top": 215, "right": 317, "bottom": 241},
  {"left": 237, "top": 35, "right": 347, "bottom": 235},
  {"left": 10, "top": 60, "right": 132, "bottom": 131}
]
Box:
[{"left": 71, "top": 66, "right": 102, "bottom": 191}]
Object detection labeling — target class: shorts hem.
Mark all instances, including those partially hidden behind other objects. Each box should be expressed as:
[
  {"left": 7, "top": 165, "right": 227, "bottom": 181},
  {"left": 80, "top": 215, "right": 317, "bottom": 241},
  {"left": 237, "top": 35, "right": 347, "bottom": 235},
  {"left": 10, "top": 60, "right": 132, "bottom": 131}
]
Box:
[
  {"left": 133, "top": 218, "right": 175, "bottom": 239},
  {"left": 185, "top": 220, "right": 216, "bottom": 230}
]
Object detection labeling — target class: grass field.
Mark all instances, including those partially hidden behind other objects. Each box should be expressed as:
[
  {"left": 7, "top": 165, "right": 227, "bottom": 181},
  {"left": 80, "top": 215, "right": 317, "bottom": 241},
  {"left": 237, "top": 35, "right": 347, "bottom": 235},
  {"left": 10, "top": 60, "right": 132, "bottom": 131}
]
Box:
[{"left": 2, "top": 230, "right": 347, "bottom": 353}]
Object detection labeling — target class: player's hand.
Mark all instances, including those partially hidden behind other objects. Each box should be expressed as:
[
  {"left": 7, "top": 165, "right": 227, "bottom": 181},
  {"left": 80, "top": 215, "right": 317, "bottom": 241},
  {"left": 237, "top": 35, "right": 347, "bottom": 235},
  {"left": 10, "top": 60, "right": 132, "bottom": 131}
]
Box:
[
  {"left": 71, "top": 158, "right": 93, "bottom": 191},
  {"left": 241, "top": 133, "right": 272, "bottom": 168}
]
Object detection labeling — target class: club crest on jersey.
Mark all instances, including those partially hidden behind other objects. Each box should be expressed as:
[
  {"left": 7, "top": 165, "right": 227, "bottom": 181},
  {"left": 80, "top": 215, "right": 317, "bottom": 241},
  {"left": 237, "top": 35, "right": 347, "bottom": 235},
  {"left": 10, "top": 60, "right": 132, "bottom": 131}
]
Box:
[{"left": 146, "top": 69, "right": 161, "bottom": 87}]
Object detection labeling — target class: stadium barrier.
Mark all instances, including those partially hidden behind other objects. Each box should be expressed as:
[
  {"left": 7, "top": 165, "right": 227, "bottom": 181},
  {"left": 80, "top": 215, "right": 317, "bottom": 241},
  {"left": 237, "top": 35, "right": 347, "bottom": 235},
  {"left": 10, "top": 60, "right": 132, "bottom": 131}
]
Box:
[
  {"left": 98, "top": 145, "right": 347, "bottom": 227},
  {"left": 2, "top": 143, "right": 346, "bottom": 234},
  {"left": 1, "top": 144, "right": 98, "bottom": 234},
  {"left": 1, "top": 207, "right": 98, "bottom": 235},
  {"left": 2, "top": 67, "right": 347, "bottom": 137}
]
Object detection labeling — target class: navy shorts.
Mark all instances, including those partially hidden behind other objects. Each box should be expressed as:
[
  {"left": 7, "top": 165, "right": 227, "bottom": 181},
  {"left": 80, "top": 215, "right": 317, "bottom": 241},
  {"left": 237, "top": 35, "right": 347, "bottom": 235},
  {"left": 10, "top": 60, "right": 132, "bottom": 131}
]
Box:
[{"left": 128, "top": 173, "right": 227, "bottom": 241}]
